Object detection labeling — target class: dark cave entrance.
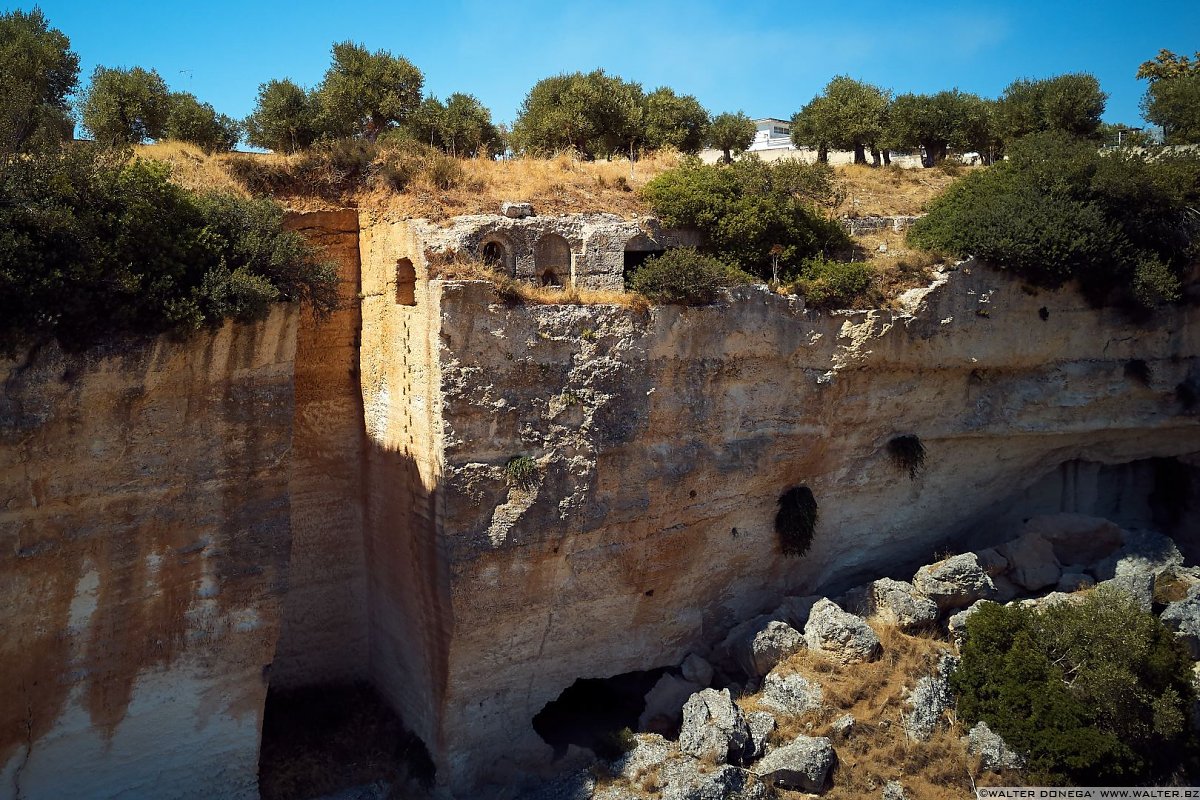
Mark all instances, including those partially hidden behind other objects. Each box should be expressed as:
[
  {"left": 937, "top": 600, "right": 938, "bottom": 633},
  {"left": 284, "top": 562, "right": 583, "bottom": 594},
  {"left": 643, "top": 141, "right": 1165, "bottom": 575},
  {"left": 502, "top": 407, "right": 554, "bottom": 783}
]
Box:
[
  {"left": 532, "top": 667, "right": 671, "bottom": 760},
  {"left": 258, "top": 682, "right": 435, "bottom": 800},
  {"left": 622, "top": 248, "right": 665, "bottom": 284}
]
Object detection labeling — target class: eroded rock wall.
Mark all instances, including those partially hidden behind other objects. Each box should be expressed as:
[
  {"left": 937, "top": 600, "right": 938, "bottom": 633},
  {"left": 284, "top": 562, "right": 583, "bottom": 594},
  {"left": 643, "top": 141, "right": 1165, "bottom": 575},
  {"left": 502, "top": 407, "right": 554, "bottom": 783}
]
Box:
[
  {"left": 425, "top": 264, "right": 1200, "bottom": 792},
  {"left": 0, "top": 310, "right": 297, "bottom": 800}
]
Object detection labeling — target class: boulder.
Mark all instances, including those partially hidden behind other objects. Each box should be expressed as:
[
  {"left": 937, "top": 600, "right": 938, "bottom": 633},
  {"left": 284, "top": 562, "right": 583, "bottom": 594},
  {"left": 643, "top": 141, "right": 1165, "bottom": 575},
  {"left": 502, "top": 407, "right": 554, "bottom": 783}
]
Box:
[
  {"left": 1098, "top": 572, "right": 1155, "bottom": 612},
  {"left": 1023, "top": 513, "right": 1123, "bottom": 566},
  {"left": 974, "top": 547, "right": 1009, "bottom": 577},
  {"left": 805, "top": 599, "right": 882, "bottom": 663},
  {"left": 992, "top": 574, "right": 1021, "bottom": 603},
  {"left": 749, "top": 621, "right": 806, "bottom": 678},
  {"left": 913, "top": 554, "right": 998, "bottom": 612},
  {"left": 678, "top": 688, "right": 751, "bottom": 764},
  {"left": 680, "top": 653, "right": 714, "bottom": 687},
  {"left": 882, "top": 780, "right": 909, "bottom": 800},
  {"left": 904, "top": 654, "right": 958, "bottom": 741},
  {"left": 947, "top": 600, "right": 992, "bottom": 646},
  {"left": 772, "top": 595, "right": 823, "bottom": 629},
  {"left": 869, "top": 578, "right": 939, "bottom": 632},
  {"left": 758, "top": 669, "right": 824, "bottom": 716},
  {"left": 716, "top": 613, "right": 773, "bottom": 676},
  {"left": 638, "top": 674, "right": 704, "bottom": 733},
  {"left": 658, "top": 759, "right": 763, "bottom": 800},
  {"left": 501, "top": 201, "right": 534, "bottom": 218},
  {"left": 751, "top": 736, "right": 835, "bottom": 792},
  {"left": 610, "top": 733, "right": 671, "bottom": 781},
  {"left": 997, "top": 532, "right": 1061, "bottom": 592},
  {"left": 746, "top": 711, "right": 776, "bottom": 760},
  {"left": 1093, "top": 528, "right": 1184, "bottom": 582},
  {"left": 1055, "top": 571, "right": 1094, "bottom": 593},
  {"left": 1161, "top": 589, "right": 1200, "bottom": 660},
  {"left": 966, "top": 721, "right": 1024, "bottom": 772}
]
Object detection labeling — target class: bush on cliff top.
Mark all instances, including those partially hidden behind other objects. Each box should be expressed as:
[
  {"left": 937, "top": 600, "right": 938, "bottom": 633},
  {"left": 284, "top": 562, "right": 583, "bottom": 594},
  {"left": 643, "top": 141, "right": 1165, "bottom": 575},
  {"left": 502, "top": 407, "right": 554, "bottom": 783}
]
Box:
[
  {"left": 908, "top": 132, "right": 1200, "bottom": 310},
  {"left": 952, "top": 587, "right": 1199, "bottom": 785},
  {"left": 626, "top": 247, "right": 752, "bottom": 305},
  {"left": 0, "top": 144, "right": 337, "bottom": 353}
]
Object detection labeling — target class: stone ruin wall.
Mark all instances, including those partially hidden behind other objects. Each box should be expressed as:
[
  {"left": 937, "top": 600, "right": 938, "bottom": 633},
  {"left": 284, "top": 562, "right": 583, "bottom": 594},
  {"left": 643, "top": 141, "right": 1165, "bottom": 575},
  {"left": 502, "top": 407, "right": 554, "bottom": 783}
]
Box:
[{"left": 4, "top": 206, "right": 1200, "bottom": 799}]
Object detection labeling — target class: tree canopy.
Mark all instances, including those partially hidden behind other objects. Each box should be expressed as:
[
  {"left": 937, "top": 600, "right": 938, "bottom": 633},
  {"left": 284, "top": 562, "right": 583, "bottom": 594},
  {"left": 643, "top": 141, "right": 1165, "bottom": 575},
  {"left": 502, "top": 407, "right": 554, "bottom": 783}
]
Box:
[
  {"left": 706, "top": 111, "right": 755, "bottom": 163},
  {"left": 643, "top": 87, "right": 709, "bottom": 155},
  {"left": 164, "top": 92, "right": 240, "bottom": 153},
  {"left": 1139, "top": 50, "right": 1200, "bottom": 144},
  {"left": 79, "top": 66, "right": 171, "bottom": 146},
  {"left": 886, "top": 90, "right": 992, "bottom": 164},
  {"left": 791, "top": 76, "right": 890, "bottom": 163},
  {"left": 244, "top": 79, "right": 321, "bottom": 153},
  {"left": 406, "top": 93, "right": 503, "bottom": 157},
  {"left": 316, "top": 41, "right": 423, "bottom": 141},
  {"left": 0, "top": 8, "right": 78, "bottom": 153},
  {"left": 996, "top": 73, "right": 1107, "bottom": 142}
]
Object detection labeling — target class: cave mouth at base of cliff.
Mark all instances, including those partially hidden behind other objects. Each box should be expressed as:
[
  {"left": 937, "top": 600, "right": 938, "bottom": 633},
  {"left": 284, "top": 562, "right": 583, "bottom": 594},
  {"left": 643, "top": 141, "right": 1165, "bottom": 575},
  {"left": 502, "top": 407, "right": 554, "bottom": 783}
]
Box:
[
  {"left": 257, "top": 681, "right": 435, "bottom": 800},
  {"left": 532, "top": 667, "right": 671, "bottom": 760}
]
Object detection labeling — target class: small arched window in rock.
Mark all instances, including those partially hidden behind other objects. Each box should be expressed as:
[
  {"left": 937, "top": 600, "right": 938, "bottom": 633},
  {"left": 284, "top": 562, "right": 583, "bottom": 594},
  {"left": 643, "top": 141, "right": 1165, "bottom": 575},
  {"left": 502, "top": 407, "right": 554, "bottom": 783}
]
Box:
[
  {"left": 482, "top": 241, "right": 503, "bottom": 267},
  {"left": 396, "top": 258, "right": 416, "bottom": 305},
  {"left": 541, "top": 269, "right": 562, "bottom": 287}
]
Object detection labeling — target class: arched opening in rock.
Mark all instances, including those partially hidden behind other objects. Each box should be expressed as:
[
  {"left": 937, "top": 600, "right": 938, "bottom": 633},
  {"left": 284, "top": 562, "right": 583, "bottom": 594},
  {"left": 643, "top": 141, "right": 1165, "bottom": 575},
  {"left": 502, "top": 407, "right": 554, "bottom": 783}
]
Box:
[
  {"left": 535, "top": 234, "right": 571, "bottom": 285},
  {"left": 258, "top": 682, "right": 435, "bottom": 799},
  {"left": 395, "top": 258, "right": 416, "bottom": 306},
  {"left": 532, "top": 668, "right": 671, "bottom": 760},
  {"left": 480, "top": 234, "right": 514, "bottom": 273},
  {"left": 622, "top": 234, "right": 665, "bottom": 284}
]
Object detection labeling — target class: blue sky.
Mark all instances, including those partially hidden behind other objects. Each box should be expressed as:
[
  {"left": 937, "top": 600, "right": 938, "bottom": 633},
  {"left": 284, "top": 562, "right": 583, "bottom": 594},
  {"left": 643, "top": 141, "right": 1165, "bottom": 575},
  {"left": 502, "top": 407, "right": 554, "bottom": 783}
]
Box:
[{"left": 12, "top": 1, "right": 1200, "bottom": 129}]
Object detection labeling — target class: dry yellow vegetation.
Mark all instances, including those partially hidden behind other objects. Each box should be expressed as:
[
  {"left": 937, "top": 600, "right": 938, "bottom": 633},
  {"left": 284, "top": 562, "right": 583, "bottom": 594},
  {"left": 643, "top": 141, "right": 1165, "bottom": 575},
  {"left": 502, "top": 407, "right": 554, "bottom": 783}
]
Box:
[{"left": 838, "top": 163, "right": 970, "bottom": 218}]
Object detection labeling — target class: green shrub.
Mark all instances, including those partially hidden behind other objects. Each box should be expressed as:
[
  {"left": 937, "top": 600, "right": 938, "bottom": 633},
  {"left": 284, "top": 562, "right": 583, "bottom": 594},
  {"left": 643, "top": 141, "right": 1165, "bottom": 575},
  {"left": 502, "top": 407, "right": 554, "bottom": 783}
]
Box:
[
  {"left": 789, "top": 257, "right": 875, "bottom": 310},
  {"left": 425, "top": 153, "right": 463, "bottom": 190},
  {"left": 640, "top": 157, "right": 850, "bottom": 279},
  {"left": 952, "top": 588, "right": 1199, "bottom": 785},
  {"left": 775, "top": 486, "right": 818, "bottom": 557},
  {"left": 908, "top": 132, "right": 1200, "bottom": 310},
  {"left": 627, "top": 247, "right": 748, "bottom": 305},
  {"left": 504, "top": 455, "right": 538, "bottom": 486},
  {"left": 0, "top": 144, "right": 337, "bottom": 353}
]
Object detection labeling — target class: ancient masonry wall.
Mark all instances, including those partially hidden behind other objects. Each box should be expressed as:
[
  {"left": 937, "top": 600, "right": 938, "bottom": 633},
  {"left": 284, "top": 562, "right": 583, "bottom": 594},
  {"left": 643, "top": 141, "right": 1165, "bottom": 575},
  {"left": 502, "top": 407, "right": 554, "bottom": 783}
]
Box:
[
  {"left": 0, "top": 309, "right": 298, "bottom": 800},
  {"left": 422, "top": 265, "right": 1200, "bottom": 793},
  {"left": 272, "top": 210, "right": 369, "bottom": 689}
]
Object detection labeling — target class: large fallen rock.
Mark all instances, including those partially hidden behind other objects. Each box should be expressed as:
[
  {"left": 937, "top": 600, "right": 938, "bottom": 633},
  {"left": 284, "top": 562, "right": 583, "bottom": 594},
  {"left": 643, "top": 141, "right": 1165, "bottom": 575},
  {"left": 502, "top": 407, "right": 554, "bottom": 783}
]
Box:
[
  {"left": 638, "top": 674, "right": 704, "bottom": 733},
  {"left": 966, "top": 721, "right": 1024, "bottom": 772},
  {"left": 659, "top": 761, "right": 765, "bottom": 800},
  {"left": 1023, "top": 513, "right": 1123, "bottom": 566},
  {"left": 746, "top": 711, "right": 776, "bottom": 760},
  {"left": 1093, "top": 528, "right": 1184, "bottom": 581},
  {"left": 1161, "top": 589, "right": 1200, "bottom": 660},
  {"left": 805, "top": 599, "right": 882, "bottom": 663},
  {"left": 680, "top": 653, "right": 714, "bottom": 687},
  {"left": 997, "top": 532, "right": 1061, "bottom": 592},
  {"left": 868, "top": 578, "right": 939, "bottom": 632},
  {"left": 757, "top": 669, "right": 824, "bottom": 716},
  {"left": 750, "top": 621, "right": 806, "bottom": 678},
  {"left": 947, "top": 600, "right": 993, "bottom": 646},
  {"left": 751, "top": 736, "right": 835, "bottom": 792},
  {"left": 678, "top": 688, "right": 751, "bottom": 764},
  {"left": 913, "top": 554, "right": 998, "bottom": 612},
  {"left": 1098, "top": 572, "right": 1155, "bottom": 612}
]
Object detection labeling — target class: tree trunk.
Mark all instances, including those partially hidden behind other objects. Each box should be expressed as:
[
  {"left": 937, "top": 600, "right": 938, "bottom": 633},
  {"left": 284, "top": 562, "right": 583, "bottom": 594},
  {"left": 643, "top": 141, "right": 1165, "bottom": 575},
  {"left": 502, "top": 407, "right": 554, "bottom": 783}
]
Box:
[
  {"left": 853, "top": 143, "right": 867, "bottom": 164},
  {"left": 817, "top": 145, "right": 828, "bottom": 164},
  {"left": 882, "top": 150, "right": 891, "bottom": 166},
  {"left": 722, "top": 148, "right": 732, "bottom": 164},
  {"left": 870, "top": 148, "right": 881, "bottom": 167}
]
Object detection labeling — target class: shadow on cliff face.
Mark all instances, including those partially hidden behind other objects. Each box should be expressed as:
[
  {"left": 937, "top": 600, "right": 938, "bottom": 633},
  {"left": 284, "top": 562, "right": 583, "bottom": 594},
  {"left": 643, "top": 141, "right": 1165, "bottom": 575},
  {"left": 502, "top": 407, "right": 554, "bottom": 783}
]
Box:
[
  {"left": 532, "top": 668, "right": 671, "bottom": 760},
  {"left": 258, "top": 682, "right": 435, "bottom": 799}
]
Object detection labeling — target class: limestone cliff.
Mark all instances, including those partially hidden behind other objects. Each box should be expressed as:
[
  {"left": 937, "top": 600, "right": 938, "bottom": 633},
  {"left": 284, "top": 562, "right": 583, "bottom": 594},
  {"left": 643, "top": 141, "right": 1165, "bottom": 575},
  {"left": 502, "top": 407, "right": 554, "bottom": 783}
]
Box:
[{"left": 0, "top": 309, "right": 297, "bottom": 800}]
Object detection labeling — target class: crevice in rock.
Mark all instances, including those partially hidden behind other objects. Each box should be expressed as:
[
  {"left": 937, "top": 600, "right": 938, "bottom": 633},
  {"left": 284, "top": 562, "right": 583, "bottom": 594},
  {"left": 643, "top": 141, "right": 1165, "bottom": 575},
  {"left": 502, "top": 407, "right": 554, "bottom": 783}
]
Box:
[{"left": 532, "top": 668, "right": 671, "bottom": 760}]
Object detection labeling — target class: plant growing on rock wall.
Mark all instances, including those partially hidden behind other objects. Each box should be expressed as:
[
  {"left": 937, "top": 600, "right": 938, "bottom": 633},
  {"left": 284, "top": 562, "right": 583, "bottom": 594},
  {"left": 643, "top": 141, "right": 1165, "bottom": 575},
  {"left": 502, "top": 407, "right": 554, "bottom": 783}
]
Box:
[
  {"left": 627, "top": 247, "right": 751, "bottom": 305},
  {"left": 775, "top": 486, "right": 818, "bottom": 557},
  {"left": 504, "top": 455, "right": 538, "bottom": 487}
]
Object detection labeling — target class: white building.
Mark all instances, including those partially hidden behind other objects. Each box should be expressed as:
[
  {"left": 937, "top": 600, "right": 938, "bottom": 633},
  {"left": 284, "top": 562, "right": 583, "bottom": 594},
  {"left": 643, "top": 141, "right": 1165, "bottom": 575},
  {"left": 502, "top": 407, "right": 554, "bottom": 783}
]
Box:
[{"left": 749, "top": 117, "right": 795, "bottom": 152}]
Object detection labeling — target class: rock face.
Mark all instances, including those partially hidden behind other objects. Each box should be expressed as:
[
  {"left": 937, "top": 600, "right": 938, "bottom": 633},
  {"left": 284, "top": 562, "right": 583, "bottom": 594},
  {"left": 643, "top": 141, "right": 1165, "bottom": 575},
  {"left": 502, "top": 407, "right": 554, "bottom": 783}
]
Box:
[
  {"left": 1023, "top": 514, "right": 1123, "bottom": 566},
  {"left": 867, "top": 578, "right": 939, "bottom": 632},
  {"left": 0, "top": 309, "right": 299, "bottom": 800},
  {"left": 904, "top": 655, "right": 959, "bottom": 741},
  {"left": 751, "top": 735, "right": 835, "bottom": 792},
  {"left": 913, "top": 554, "right": 999, "bottom": 612},
  {"left": 997, "top": 532, "right": 1061, "bottom": 592},
  {"left": 758, "top": 670, "right": 824, "bottom": 716},
  {"left": 967, "top": 721, "right": 1024, "bottom": 772},
  {"left": 805, "top": 599, "right": 882, "bottom": 663},
  {"left": 1162, "top": 590, "right": 1200, "bottom": 659},
  {"left": 678, "top": 689, "right": 751, "bottom": 764}
]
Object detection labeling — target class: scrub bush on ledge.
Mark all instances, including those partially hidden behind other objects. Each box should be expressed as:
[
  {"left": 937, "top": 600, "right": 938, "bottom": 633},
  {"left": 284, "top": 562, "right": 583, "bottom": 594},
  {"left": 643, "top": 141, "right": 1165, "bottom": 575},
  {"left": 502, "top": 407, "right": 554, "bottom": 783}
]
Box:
[
  {"left": 627, "top": 247, "right": 753, "bottom": 305},
  {"left": 0, "top": 144, "right": 338, "bottom": 354}
]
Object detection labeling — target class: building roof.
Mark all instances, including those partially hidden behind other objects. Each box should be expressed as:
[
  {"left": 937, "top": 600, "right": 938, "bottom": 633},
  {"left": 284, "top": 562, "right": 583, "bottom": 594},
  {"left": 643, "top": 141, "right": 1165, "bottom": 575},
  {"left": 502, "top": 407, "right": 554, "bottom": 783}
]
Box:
[{"left": 754, "top": 118, "right": 791, "bottom": 126}]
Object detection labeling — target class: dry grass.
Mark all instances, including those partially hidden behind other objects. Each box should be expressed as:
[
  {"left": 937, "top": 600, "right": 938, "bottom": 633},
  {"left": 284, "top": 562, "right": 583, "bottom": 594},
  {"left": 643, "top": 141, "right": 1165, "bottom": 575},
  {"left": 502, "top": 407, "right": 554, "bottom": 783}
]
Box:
[
  {"left": 429, "top": 258, "right": 650, "bottom": 310},
  {"left": 739, "top": 622, "right": 1017, "bottom": 800},
  {"left": 134, "top": 140, "right": 250, "bottom": 197},
  {"left": 837, "top": 163, "right": 970, "bottom": 218}
]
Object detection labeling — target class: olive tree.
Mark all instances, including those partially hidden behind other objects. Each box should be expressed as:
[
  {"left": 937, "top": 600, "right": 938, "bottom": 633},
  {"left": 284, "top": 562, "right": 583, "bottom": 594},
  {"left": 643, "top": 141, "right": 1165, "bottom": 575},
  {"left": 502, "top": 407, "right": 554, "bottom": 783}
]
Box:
[
  {"left": 80, "top": 66, "right": 171, "bottom": 146},
  {"left": 0, "top": 8, "right": 78, "bottom": 153},
  {"left": 243, "top": 79, "right": 320, "bottom": 153},
  {"left": 791, "top": 76, "right": 890, "bottom": 164},
  {"left": 1139, "top": 50, "right": 1200, "bottom": 145},
  {"left": 165, "top": 92, "right": 240, "bottom": 152},
  {"left": 887, "top": 89, "right": 990, "bottom": 165},
  {"left": 996, "top": 73, "right": 1107, "bottom": 142},
  {"left": 706, "top": 111, "right": 755, "bottom": 162},
  {"left": 316, "top": 41, "right": 423, "bottom": 141},
  {"left": 643, "top": 87, "right": 709, "bottom": 154}
]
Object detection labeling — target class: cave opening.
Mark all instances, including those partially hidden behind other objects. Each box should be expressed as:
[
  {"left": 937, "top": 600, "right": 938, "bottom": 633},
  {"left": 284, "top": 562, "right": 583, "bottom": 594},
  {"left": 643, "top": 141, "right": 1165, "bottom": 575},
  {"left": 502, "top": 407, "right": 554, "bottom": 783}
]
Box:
[
  {"left": 532, "top": 667, "right": 671, "bottom": 760},
  {"left": 258, "top": 682, "right": 435, "bottom": 800},
  {"left": 622, "top": 248, "right": 665, "bottom": 284}
]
